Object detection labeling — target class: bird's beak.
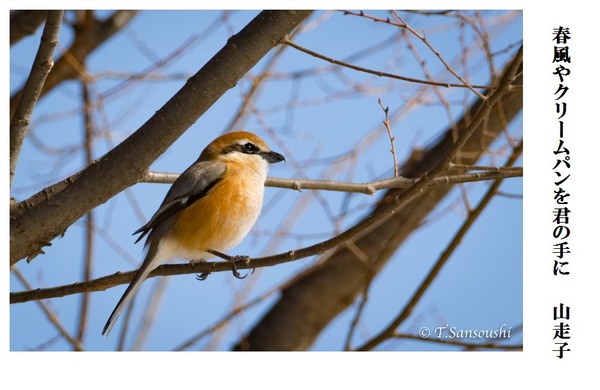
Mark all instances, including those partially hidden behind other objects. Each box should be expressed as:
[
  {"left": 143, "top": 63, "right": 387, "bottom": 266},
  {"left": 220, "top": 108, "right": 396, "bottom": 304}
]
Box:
[{"left": 262, "top": 151, "right": 285, "bottom": 164}]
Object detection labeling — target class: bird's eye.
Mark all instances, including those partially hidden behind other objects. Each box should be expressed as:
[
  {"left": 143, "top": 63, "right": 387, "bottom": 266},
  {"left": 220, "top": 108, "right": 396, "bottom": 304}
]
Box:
[{"left": 242, "top": 142, "right": 259, "bottom": 154}]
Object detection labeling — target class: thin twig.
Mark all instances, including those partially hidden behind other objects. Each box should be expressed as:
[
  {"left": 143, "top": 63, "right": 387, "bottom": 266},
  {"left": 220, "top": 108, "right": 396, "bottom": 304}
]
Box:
[
  {"left": 378, "top": 98, "right": 399, "bottom": 177},
  {"left": 449, "top": 163, "right": 522, "bottom": 172},
  {"left": 10, "top": 10, "right": 64, "bottom": 189},
  {"left": 272, "top": 33, "right": 400, "bottom": 80},
  {"left": 76, "top": 72, "right": 94, "bottom": 344},
  {"left": 282, "top": 38, "right": 490, "bottom": 90}
]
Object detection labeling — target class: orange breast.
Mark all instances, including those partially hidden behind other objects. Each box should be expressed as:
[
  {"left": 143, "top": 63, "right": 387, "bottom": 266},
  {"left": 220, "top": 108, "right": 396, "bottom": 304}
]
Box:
[{"left": 169, "top": 169, "right": 264, "bottom": 255}]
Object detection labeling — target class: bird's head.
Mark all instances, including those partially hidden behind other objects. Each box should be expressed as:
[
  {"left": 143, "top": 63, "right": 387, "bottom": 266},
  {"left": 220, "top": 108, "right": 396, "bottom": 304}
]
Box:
[{"left": 199, "top": 131, "right": 285, "bottom": 175}]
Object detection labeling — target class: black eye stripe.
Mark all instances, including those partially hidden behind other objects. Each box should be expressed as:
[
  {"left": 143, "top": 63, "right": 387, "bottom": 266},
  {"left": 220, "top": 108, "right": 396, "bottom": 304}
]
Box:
[
  {"left": 221, "top": 141, "right": 261, "bottom": 155},
  {"left": 241, "top": 142, "right": 259, "bottom": 154}
]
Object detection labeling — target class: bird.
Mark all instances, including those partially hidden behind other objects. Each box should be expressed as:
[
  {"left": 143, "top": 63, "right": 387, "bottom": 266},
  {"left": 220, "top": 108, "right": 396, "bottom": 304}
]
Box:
[{"left": 102, "top": 131, "right": 285, "bottom": 336}]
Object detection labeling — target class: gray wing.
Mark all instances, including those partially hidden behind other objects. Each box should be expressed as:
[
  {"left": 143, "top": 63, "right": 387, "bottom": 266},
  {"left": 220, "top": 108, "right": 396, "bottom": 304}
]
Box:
[{"left": 132, "top": 159, "right": 226, "bottom": 244}]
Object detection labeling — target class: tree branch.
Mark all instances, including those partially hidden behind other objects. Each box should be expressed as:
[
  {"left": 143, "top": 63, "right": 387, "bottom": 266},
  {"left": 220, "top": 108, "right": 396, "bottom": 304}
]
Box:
[
  {"left": 143, "top": 169, "right": 522, "bottom": 195},
  {"left": 379, "top": 98, "right": 399, "bottom": 177},
  {"left": 10, "top": 10, "right": 63, "bottom": 189},
  {"left": 75, "top": 77, "right": 95, "bottom": 344},
  {"left": 283, "top": 37, "right": 491, "bottom": 90}
]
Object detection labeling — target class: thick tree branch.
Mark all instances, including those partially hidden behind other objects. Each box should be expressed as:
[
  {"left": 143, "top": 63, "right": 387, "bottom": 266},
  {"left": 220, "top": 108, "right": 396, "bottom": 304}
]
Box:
[{"left": 10, "top": 10, "right": 313, "bottom": 265}]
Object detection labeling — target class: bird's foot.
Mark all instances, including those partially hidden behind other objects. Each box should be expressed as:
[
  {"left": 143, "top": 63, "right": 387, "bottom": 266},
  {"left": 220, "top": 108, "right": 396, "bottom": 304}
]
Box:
[
  {"left": 227, "top": 255, "right": 252, "bottom": 279},
  {"left": 207, "top": 249, "right": 253, "bottom": 279}
]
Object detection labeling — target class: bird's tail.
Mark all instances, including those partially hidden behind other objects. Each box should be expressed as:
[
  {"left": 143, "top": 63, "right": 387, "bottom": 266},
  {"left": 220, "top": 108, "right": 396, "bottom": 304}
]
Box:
[{"left": 102, "top": 246, "right": 160, "bottom": 336}]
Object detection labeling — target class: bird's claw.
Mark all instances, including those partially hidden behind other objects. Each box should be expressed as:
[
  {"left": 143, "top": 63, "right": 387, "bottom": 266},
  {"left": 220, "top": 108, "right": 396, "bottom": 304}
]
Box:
[
  {"left": 191, "top": 261, "right": 211, "bottom": 281},
  {"left": 204, "top": 249, "right": 254, "bottom": 280},
  {"left": 195, "top": 272, "right": 210, "bottom": 281},
  {"left": 228, "top": 255, "right": 251, "bottom": 279}
]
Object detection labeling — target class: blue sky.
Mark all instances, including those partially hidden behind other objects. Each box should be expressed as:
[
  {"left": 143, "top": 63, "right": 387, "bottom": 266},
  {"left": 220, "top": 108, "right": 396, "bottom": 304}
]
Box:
[{"left": 10, "top": 10, "right": 523, "bottom": 352}]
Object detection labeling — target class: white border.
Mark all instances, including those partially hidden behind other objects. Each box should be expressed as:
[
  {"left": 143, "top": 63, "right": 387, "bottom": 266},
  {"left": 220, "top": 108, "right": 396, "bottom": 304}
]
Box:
[{"left": 4, "top": 1, "right": 599, "bottom": 387}]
